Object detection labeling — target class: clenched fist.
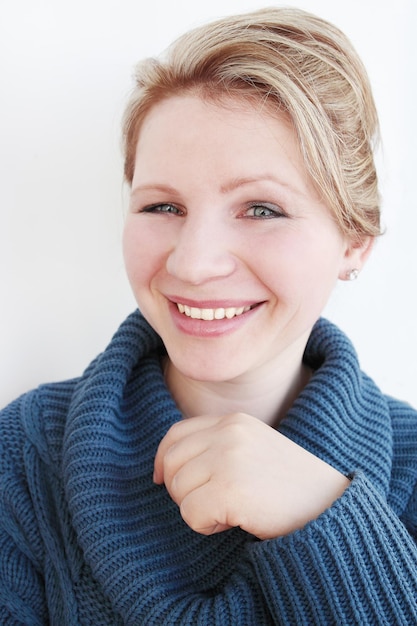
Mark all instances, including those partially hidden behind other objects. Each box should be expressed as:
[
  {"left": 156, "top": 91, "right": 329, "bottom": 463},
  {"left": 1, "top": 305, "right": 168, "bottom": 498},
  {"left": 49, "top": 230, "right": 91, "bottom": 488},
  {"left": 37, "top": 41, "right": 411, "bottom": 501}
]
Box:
[{"left": 154, "top": 413, "right": 349, "bottom": 539}]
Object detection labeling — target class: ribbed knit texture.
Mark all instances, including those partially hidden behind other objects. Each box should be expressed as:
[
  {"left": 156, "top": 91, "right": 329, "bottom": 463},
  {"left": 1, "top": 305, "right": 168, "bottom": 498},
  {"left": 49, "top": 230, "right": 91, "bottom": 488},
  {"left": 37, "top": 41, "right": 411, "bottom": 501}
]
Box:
[{"left": 1, "top": 310, "right": 417, "bottom": 624}]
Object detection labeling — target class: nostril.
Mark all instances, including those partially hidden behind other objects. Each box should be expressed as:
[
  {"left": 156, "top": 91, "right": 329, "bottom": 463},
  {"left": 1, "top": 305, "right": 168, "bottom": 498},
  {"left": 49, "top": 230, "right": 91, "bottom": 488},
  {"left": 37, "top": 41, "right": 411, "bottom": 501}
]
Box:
[{"left": 166, "top": 243, "right": 236, "bottom": 285}]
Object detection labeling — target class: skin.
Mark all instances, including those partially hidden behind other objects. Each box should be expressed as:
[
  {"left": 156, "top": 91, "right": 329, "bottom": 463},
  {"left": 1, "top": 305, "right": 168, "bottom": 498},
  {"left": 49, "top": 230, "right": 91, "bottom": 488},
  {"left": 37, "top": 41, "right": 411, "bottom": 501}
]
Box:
[{"left": 123, "top": 95, "right": 372, "bottom": 539}]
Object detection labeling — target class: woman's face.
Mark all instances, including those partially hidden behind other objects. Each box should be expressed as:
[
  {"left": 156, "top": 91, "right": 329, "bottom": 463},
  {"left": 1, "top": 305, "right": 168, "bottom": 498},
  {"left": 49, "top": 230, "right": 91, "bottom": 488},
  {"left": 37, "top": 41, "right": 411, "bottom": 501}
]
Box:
[{"left": 124, "top": 95, "right": 360, "bottom": 383}]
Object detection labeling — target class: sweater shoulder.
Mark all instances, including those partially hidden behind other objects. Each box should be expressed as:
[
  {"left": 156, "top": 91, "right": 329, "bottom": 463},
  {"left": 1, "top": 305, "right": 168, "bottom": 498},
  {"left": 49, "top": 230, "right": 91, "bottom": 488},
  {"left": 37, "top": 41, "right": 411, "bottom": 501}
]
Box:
[
  {"left": 0, "top": 381, "right": 78, "bottom": 577},
  {"left": 0, "top": 378, "right": 78, "bottom": 476}
]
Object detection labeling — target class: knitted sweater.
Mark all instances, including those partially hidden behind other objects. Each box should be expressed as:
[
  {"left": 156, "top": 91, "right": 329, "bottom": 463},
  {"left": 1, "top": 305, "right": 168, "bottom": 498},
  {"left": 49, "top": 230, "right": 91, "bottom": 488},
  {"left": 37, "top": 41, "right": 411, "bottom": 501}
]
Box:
[{"left": 1, "top": 311, "right": 417, "bottom": 625}]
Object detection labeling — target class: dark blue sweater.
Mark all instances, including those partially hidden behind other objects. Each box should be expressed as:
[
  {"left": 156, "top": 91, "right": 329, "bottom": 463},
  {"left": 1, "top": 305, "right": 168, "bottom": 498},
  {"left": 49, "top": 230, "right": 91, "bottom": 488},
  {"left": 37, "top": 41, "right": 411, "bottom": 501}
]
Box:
[{"left": 1, "top": 311, "right": 417, "bottom": 624}]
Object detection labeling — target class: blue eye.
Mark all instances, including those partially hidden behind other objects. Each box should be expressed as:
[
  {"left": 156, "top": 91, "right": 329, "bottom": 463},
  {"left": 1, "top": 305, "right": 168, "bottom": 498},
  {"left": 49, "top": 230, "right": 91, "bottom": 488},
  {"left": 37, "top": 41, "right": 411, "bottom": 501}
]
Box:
[
  {"left": 245, "top": 203, "right": 284, "bottom": 219},
  {"left": 142, "top": 203, "right": 182, "bottom": 215}
]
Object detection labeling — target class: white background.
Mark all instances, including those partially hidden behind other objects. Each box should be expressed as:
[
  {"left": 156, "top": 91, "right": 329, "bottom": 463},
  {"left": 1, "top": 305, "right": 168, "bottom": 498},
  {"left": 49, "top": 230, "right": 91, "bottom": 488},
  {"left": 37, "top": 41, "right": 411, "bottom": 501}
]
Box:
[{"left": 0, "top": 0, "right": 416, "bottom": 409}]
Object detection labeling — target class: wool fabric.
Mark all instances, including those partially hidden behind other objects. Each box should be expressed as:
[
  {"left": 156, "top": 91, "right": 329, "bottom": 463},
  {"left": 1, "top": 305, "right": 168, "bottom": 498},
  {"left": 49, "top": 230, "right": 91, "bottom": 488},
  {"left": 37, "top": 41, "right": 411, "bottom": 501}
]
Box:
[{"left": 1, "top": 310, "right": 417, "bottom": 625}]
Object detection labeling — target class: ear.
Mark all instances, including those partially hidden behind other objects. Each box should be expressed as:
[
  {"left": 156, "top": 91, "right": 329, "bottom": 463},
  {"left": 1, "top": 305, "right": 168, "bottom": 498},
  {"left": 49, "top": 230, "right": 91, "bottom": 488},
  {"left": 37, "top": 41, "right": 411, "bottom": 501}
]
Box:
[{"left": 339, "top": 236, "right": 374, "bottom": 281}]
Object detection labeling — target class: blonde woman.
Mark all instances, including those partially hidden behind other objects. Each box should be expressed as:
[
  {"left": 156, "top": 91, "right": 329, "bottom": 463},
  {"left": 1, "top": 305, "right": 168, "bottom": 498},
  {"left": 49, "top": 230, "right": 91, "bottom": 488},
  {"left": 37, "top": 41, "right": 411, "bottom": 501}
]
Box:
[{"left": 1, "top": 8, "right": 416, "bottom": 624}]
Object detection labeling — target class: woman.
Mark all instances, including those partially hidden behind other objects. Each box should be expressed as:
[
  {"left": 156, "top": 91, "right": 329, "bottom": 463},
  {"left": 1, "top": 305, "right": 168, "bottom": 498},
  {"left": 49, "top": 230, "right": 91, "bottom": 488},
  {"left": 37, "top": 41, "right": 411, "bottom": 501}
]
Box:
[{"left": 1, "top": 7, "right": 416, "bottom": 624}]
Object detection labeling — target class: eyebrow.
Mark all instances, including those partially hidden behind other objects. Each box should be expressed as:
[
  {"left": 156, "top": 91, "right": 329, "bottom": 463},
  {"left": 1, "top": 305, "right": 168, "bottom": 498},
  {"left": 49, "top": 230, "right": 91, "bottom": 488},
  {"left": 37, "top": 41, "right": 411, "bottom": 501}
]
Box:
[
  {"left": 131, "top": 183, "right": 179, "bottom": 197},
  {"left": 219, "top": 175, "right": 291, "bottom": 194},
  {"left": 131, "top": 175, "right": 292, "bottom": 198}
]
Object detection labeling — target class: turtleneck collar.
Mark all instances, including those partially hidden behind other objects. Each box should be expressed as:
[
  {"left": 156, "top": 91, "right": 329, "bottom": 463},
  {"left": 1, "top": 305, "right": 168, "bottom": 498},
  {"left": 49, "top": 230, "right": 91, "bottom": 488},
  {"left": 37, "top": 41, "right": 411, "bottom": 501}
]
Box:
[
  {"left": 279, "top": 317, "right": 392, "bottom": 495},
  {"left": 62, "top": 311, "right": 393, "bottom": 622}
]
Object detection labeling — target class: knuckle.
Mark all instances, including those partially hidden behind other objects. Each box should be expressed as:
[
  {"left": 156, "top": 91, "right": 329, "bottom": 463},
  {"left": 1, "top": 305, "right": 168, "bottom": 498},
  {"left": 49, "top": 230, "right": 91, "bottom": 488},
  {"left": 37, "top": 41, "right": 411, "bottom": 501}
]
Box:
[
  {"left": 220, "top": 425, "right": 250, "bottom": 460},
  {"left": 180, "top": 494, "right": 212, "bottom": 534},
  {"left": 179, "top": 497, "right": 196, "bottom": 529},
  {"left": 163, "top": 421, "right": 184, "bottom": 443},
  {"left": 162, "top": 443, "right": 179, "bottom": 479},
  {"left": 169, "top": 472, "right": 181, "bottom": 499}
]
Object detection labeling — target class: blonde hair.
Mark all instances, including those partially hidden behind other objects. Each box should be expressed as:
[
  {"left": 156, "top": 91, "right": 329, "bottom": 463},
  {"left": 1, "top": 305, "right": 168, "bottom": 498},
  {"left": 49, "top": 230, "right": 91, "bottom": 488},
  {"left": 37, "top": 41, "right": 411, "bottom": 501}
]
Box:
[{"left": 123, "top": 7, "right": 381, "bottom": 239}]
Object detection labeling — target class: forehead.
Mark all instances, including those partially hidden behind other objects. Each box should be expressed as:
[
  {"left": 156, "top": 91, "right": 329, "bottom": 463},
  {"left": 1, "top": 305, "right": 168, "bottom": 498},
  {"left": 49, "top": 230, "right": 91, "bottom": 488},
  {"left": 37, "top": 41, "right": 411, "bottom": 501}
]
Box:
[
  {"left": 134, "top": 94, "right": 298, "bottom": 166},
  {"left": 139, "top": 92, "right": 291, "bottom": 132}
]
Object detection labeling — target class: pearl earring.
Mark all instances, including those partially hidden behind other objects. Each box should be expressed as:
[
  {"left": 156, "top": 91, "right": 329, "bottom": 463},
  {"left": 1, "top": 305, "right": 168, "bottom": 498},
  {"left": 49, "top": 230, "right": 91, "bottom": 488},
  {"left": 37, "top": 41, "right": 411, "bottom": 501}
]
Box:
[{"left": 347, "top": 269, "right": 359, "bottom": 281}]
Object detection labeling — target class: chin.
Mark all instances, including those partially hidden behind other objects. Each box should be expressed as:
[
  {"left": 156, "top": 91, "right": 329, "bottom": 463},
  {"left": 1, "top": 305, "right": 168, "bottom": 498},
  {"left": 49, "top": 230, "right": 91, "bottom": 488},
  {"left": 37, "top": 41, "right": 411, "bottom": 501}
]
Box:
[{"left": 170, "top": 356, "right": 248, "bottom": 384}]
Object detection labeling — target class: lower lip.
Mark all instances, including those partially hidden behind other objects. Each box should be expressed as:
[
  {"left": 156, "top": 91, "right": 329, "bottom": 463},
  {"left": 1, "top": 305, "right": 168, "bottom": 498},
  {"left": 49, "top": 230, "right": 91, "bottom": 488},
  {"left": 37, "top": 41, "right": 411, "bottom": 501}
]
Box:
[{"left": 169, "top": 302, "right": 261, "bottom": 338}]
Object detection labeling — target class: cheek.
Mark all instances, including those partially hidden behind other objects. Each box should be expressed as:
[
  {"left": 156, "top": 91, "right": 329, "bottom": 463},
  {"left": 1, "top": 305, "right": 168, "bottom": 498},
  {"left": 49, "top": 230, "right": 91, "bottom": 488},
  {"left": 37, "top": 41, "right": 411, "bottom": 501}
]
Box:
[
  {"left": 254, "top": 230, "right": 343, "bottom": 300},
  {"left": 288, "top": 238, "right": 345, "bottom": 312},
  {"left": 122, "top": 219, "right": 158, "bottom": 289}
]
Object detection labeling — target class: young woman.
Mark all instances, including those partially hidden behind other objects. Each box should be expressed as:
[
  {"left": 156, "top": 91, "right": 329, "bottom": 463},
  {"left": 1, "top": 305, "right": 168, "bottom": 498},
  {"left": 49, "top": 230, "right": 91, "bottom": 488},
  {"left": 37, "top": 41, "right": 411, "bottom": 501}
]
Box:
[{"left": 1, "top": 7, "right": 416, "bottom": 624}]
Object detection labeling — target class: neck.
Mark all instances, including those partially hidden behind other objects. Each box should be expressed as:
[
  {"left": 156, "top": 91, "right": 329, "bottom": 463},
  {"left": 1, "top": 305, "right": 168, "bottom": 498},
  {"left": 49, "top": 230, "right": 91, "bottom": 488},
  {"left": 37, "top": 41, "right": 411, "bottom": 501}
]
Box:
[{"left": 163, "top": 353, "right": 311, "bottom": 428}]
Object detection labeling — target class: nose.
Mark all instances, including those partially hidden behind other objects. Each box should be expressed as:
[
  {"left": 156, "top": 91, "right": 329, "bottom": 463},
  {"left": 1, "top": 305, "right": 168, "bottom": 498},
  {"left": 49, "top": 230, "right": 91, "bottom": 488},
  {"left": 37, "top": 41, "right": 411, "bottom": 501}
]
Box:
[{"left": 165, "top": 214, "right": 237, "bottom": 285}]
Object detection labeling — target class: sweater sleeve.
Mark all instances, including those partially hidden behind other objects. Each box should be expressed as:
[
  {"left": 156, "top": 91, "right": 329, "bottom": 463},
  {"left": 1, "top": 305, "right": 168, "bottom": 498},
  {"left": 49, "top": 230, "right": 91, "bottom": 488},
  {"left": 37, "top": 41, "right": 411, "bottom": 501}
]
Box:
[
  {"left": 0, "top": 396, "right": 48, "bottom": 625},
  {"left": 95, "top": 473, "right": 417, "bottom": 625},
  {"left": 247, "top": 472, "right": 417, "bottom": 624}
]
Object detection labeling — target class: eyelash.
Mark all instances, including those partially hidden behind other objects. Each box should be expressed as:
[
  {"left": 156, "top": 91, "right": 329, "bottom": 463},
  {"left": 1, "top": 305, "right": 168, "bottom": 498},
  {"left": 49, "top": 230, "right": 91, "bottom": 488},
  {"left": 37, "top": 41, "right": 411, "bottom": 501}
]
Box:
[
  {"left": 140, "top": 203, "right": 184, "bottom": 215},
  {"left": 138, "top": 202, "right": 286, "bottom": 219},
  {"left": 244, "top": 202, "right": 285, "bottom": 219}
]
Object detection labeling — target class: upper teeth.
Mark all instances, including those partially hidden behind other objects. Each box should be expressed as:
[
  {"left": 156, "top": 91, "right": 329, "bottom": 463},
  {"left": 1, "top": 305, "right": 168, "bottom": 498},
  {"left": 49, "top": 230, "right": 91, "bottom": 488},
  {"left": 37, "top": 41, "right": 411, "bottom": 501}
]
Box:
[{"left": 177, "top": 303, "right": 251, "bottom": 320}]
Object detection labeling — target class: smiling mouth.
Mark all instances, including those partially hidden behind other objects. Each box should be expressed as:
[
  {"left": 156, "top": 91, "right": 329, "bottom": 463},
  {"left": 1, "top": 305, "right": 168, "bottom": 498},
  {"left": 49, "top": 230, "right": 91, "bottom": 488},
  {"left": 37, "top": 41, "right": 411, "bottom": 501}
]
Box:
[{"left": 176, "top": 303, "right": 254, "bottom": 320}]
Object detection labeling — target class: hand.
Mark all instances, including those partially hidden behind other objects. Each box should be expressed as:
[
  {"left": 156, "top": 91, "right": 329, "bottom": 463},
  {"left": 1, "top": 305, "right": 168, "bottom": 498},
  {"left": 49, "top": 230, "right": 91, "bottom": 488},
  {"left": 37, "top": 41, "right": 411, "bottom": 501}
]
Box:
[{"left": 153, "top": 413, "right": 350, "bottom": 539}]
